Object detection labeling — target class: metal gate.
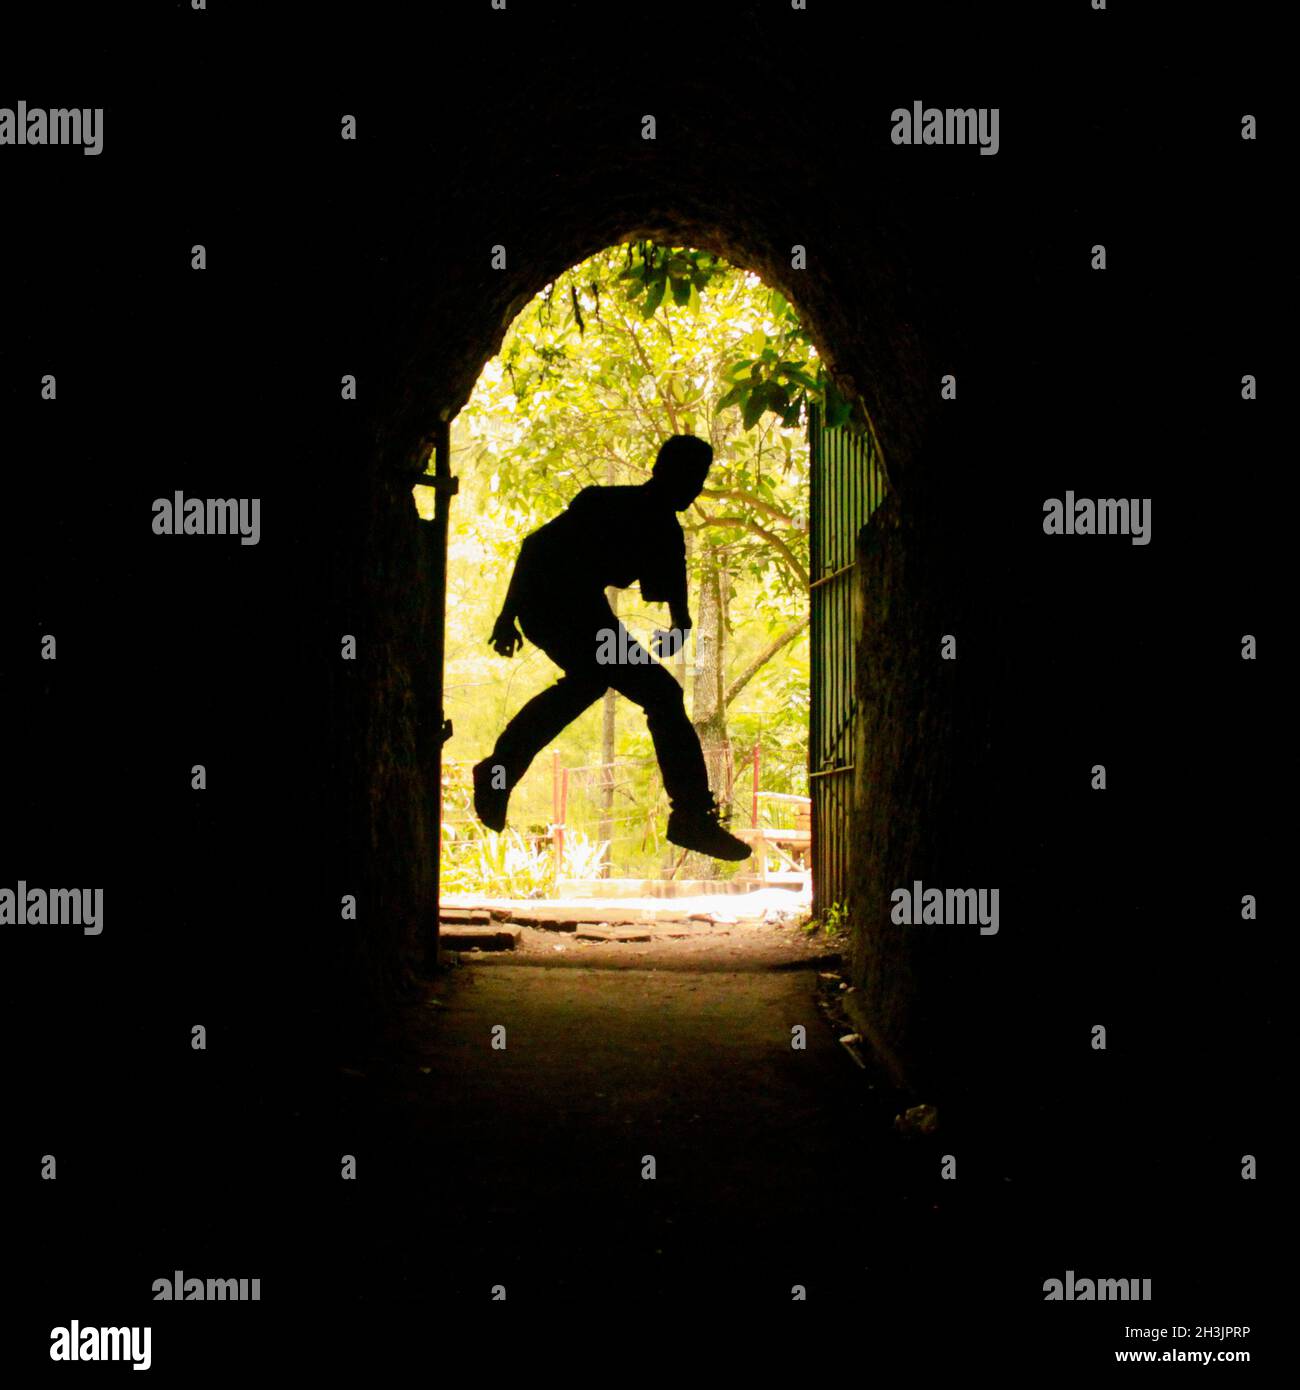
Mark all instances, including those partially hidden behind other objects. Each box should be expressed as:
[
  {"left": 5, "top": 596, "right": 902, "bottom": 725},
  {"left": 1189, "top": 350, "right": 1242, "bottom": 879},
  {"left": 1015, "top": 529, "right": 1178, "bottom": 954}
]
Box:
[{"left": 808, "top": 402, "right": 887, "bottom": 917}]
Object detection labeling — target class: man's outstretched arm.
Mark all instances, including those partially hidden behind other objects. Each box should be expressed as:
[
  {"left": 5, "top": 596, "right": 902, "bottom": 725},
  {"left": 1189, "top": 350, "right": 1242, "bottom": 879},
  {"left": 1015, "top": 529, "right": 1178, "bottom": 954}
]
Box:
[
  {"left": 489, "top": 544, "right": 530, "bottom": 657},
  {"left": 651, "top": 552, "right": 692, "bottom": 661}
]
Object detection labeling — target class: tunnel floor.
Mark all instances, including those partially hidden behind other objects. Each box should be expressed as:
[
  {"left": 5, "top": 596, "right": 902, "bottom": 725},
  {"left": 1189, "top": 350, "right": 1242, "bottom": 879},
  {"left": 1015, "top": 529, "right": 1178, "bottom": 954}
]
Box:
[
  {"left": 327, "top": 927, "right": 1016, "bottom": 1309},
  {"left": 322, "top": 933, "right": 1244, "bottom": 1320},
  {"left": 450, "top": 912, "right": 844, "bottom": 970}
]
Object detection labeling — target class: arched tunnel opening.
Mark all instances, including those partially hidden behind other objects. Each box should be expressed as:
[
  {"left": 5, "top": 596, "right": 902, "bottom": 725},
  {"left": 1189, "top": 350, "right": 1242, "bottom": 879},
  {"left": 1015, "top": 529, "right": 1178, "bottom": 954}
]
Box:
[
  {"left": 301, "top": 29, "right": 1267, "bottom": 1317},
  {"left": 418, "top": 238, "right": 887, "bottom": 957},
  {"left": 325, "top": 205, "right": 1019, "bottom": 1303}
]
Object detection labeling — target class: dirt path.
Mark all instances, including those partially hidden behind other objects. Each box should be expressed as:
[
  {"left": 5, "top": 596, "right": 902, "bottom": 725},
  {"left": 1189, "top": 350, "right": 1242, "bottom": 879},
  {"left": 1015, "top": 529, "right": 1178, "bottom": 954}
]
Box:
[
  {"left": 456, "top": 915, "right": 844, "bottom": 970},
  {"left": 333, "top": 926, "right": 969, "bottom": 1306}
]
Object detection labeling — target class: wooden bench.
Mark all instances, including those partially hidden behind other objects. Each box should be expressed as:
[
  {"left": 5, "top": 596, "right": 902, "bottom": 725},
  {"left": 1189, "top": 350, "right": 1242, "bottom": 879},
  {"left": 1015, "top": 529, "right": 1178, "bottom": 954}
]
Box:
[{"left": 733, "top": 791, "right": 812, "bottom": 887}]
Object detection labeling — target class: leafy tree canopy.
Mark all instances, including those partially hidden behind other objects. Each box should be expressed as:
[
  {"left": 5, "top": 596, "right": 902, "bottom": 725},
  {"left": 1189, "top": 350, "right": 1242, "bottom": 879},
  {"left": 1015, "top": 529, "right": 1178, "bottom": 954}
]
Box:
[{"left": 431, "top": 241, "right": 817, "bottom": 878}]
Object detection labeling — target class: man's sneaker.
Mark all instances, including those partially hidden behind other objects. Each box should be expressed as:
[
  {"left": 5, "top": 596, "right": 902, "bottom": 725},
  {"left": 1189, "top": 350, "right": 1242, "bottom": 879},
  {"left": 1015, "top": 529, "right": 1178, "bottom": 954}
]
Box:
[
  {"left": 472, "top": 759, "right": 510, "bottom": 832},
  {"left": 666, "top": 798, "right": 752, "bottom": 862}
]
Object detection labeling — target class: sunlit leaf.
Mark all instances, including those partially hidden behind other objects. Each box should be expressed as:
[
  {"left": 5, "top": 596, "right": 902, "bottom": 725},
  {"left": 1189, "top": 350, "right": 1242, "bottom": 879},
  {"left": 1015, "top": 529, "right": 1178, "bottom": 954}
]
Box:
[
  {"left": 741, "top": 388, "right": 768, "bottom": 431},
  {"left": 640, "top": 277, "right": 667, "bottom": 319}
]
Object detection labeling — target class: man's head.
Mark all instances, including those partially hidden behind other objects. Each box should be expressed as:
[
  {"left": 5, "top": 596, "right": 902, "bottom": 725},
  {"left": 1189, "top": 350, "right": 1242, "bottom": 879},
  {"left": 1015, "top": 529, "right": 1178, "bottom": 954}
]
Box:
[{"left": 649, "top": 434, "right": 713, "bottom": 510}]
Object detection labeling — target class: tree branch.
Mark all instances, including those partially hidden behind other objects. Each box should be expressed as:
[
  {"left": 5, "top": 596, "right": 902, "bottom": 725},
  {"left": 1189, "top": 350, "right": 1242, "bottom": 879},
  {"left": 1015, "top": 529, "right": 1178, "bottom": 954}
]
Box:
[
  {"left": 693, "top": 513, "right": 810, "bottom": 590},
  {"left": 616, "top": 307, "right": 681, "bottom": 435},
  {"left": 698, "top": 486, "right": 803, "bottom": 529},
  {"left": 724, "top": 614, "right": 811, "bottom": 708}
]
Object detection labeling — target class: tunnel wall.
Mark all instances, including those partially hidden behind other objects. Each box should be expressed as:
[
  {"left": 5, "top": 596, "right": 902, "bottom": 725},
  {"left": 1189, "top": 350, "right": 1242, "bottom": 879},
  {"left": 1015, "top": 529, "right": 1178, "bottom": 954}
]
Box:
[
  {"left": 848, "top": 444, "right": 1009, "bottom": 1094},
  {"left": 319, "top": 15, "right": 1025, "bottom": 1083}
]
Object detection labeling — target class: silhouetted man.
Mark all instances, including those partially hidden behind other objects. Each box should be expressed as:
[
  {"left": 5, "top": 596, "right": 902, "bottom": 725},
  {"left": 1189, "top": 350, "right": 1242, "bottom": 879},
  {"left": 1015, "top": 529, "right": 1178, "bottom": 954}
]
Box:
[{"left": 473, "top": 434, "right": 751, "bottom": 861}]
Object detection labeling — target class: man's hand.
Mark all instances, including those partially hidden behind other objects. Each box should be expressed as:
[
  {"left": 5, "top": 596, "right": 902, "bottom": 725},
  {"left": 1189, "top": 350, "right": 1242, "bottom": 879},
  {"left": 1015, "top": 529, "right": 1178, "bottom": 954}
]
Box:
[
  {"left": 489, "top": 612, "right": 524, "bottom": 658},
  {"left": 651, "top": 627, "right": 688, "bottom": 661}
]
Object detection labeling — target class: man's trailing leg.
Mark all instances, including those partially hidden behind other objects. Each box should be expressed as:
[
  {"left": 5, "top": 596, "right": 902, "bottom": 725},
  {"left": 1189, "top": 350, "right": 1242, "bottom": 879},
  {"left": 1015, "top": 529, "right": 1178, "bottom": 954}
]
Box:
[
  {"left": 666, "top": 794, "right": 752, "bottom": 862},
  {"left": 472, "top": 759, "right": 510, "bottom": 833}
]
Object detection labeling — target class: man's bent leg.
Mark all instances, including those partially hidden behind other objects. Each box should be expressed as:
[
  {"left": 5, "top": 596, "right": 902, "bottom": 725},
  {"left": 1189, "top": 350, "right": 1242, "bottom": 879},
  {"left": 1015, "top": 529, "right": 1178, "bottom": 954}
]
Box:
[
  {"left": 490, "top": 598, "right": 624, "bottom": 791},
  {"left": 602, "top": 630, "right": 748, "bottom": 859},
  {"left": 614, "top": 662, "right": 749, "bottom": 859},
  {"left": 606, "top": 647, "right": 711, "bottom": 811},
  {"left": 489, "top": 671, "right": 607, "bottom": 791},
  {"left": 475, "top": 597, "right": 616, "bottom": 831}
]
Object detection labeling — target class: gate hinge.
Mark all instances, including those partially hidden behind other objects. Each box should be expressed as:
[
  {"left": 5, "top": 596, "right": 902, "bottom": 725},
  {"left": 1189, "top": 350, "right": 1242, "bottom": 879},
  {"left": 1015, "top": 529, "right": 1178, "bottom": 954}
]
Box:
[{"left": 413, "top": 473, "right": 459, "bottom": 498}]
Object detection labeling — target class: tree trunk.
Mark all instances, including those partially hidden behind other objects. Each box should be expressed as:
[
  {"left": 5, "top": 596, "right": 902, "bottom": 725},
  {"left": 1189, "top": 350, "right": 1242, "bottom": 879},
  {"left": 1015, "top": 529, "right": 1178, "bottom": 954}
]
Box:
[
  {"left": 665, "top": 530, "right": 692, "bottom": 878},
  {"left": 677, "top": 528, "right": 692, "bottom": 688},
  {"left": 599, "top": 452, "right": 619, "bottom": 878},
  {"left": 599, "top": 586, "right": 617, "bottom": 877},
  {"left": 685, "top": 550, "right": 730, "bottom": 878},
  {"left": 724, "top": 613, "right": 810, "bottom": 708}
]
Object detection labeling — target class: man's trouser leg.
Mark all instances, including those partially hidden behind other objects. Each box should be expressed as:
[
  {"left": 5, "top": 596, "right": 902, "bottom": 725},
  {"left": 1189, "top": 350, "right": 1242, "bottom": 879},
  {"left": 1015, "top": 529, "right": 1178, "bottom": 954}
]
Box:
[
  {"left": 602, "top": 628, "right": 712, "bottom": 813},
  {"left": 489, "top": 671, "right": 606, "bottom": 789},
  {"left": 496, "top": 601, "right": 711, "bottom": 812}
]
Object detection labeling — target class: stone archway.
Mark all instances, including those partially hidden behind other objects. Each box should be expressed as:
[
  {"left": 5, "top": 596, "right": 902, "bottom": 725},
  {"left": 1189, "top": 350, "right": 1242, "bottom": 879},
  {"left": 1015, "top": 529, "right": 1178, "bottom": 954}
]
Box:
[
  {"left": 382, "top": 213, "right": 932, "bottom": 487},
  {"left": 336, "top": 152, "right": 987, "bottom": 1095}
]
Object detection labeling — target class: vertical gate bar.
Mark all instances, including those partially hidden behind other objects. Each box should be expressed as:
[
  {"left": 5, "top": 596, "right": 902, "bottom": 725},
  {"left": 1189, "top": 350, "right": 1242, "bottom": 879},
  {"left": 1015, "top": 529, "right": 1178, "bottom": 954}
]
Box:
[
  {"left": 871, "top": 429, "right": 878, "bottom": 515},
  {"left": 841, "top": 429, "right": 847, "bottom": 904},
  {"left": 845, "top": 425, "right": 856, "bottom": 900},
  {"left": 805, "top": 404, "right": 889, "bottom": 918},
  {"left": 835, "top": 420, "right": 842, "bottom": 901},
  {"left": 832, "top": 429, "right": 838, "bottom": 907},
  {"left": 809, "top": 403, "right": 823, "bottom": 915},
  {"left": 869, "top": 428, "right": 877, "bottom": 515},
  {"left": 429, "top": 416, "right": 455, "bottom": 967},
  {"left": 850, "top": 439, "right": 858, "bottom": 904},
  {"left": 829, "top": 418, "right": 836, "bottom": 900},
  {"left": 811, "top": 403, "right": 823, "bottom": 900},
  {"left": 831, "top": 425, "right": 840, "bottom": 906},
  {"left": 831, "top": 416, "right": 848, "bottom": 912},
  {"left": 841, "top": 428, "right": 848, "bottom": 900}
]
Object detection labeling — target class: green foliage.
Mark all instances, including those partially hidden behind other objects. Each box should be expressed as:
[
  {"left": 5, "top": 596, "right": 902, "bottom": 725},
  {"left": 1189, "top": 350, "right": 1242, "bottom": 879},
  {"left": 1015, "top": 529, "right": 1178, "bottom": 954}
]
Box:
[
  {"left": 712, "top": 287, "right": 840, "bottom": 431},
  {"left": 440, "top": 824, "right": 554, "bottom": 898},
  {"left": 802, "top": 900, "right": 849, "bottom": 938},
  {"left": 728, "top": 644, "right": 810, "bottom": 799},
  {"left": 611, "top": 245, "right": 849, "bottom": 433},
  {"left": 439, "top": 822, "right": 617, "bottom": 895},
  {"left": 443, "top": 240, "right": 816, "bottom": 878},
  {"left": 557, "top": 829, "right": 611, "bottom": 882},
  {"left": 617, "top": 241, "right": 724, "bottom": 317}
]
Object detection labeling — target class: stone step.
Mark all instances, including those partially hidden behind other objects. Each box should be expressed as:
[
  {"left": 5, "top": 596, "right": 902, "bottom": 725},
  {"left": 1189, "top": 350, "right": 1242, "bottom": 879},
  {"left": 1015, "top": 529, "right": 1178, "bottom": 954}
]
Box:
[
  {"left": 573, "top": 925, "right": 654, "bottom": 943},
  {"left": 439, "top": 908, "right": 492, "bottom": 925},
  {"left": 438, "top": 924, "right": 521, "bottom": 951},
  {"left": 489, "top": 906, "right": 717, "bottom": 928}
]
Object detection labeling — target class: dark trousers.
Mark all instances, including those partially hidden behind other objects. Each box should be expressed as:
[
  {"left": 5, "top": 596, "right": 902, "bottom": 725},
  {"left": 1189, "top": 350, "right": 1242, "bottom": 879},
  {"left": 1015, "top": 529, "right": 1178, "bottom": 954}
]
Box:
[{"left": 490, "top": 597, "right": 711, "bottom": 811}]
